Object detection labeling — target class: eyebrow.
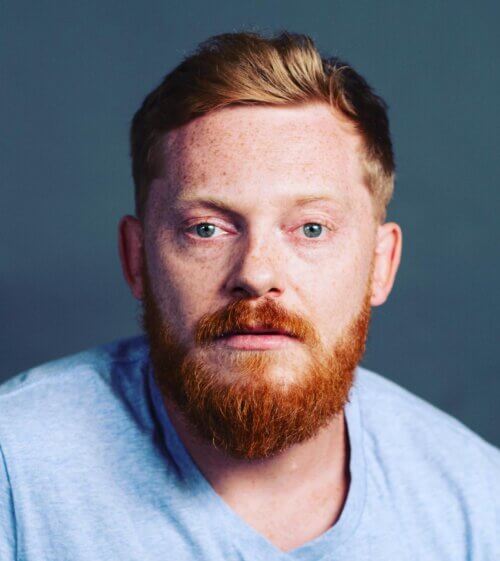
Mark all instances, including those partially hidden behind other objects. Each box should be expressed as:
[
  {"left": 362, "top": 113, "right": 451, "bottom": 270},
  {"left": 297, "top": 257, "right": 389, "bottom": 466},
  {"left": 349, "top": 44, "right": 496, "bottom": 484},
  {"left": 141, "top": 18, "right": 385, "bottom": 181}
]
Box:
[{"left": 174, "top": 194, "right": 344, "bottom": 213}]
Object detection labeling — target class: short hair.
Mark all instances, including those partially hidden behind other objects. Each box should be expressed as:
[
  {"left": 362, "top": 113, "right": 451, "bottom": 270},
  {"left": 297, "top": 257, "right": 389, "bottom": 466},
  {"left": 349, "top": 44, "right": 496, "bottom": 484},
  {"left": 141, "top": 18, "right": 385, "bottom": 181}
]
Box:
[{"left": 130, "top": 31, "right": 395, "bottom": 224}]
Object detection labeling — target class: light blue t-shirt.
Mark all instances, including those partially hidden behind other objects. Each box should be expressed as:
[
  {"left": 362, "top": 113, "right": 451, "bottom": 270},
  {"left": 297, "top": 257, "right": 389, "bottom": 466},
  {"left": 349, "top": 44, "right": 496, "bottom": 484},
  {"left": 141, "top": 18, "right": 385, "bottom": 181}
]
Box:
[{"left": 0, "top": 335, "right": 499, "bottom": 560}]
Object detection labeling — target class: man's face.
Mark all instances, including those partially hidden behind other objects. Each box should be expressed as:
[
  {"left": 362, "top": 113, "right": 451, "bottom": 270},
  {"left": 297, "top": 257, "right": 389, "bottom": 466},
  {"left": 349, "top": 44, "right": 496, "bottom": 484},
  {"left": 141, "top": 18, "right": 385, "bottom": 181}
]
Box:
[{"left": 139, "top": 103, "right": 380, "bottom": 460}]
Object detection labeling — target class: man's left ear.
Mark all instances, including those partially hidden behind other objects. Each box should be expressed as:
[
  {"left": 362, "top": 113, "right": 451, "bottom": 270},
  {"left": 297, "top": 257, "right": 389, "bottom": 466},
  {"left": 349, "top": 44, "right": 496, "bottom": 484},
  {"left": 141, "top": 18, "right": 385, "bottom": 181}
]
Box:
[{"left": 370, "top": 222, "right": 403, "bottom": 307}]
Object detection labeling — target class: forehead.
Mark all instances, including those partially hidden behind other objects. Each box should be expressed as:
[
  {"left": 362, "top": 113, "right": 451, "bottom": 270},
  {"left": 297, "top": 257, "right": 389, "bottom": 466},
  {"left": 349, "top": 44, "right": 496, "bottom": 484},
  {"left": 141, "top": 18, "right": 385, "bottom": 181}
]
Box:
[{"left": 153, "top": 102, "right": 369, "bottom": 212}]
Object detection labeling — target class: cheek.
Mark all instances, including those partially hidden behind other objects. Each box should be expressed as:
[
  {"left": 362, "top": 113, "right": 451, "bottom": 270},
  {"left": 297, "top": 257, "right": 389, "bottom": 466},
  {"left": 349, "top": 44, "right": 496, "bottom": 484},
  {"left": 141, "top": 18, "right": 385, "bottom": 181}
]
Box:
[
  {"left": 297, "top": 244, "right": 369, "bottom": 337},
  {"left": 300, "top": 265, "right": 355, "bottom": 330},
  {"left": 147, "top": 237, "right": 224, "bottom": 332}
]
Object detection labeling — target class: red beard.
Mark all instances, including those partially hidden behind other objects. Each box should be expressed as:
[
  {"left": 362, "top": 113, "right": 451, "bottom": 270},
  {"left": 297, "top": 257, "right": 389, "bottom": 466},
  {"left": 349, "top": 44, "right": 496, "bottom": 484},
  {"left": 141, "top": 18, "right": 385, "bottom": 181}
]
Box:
[{"left": 141, "top": 262, "right": 372, "bottom": 460}]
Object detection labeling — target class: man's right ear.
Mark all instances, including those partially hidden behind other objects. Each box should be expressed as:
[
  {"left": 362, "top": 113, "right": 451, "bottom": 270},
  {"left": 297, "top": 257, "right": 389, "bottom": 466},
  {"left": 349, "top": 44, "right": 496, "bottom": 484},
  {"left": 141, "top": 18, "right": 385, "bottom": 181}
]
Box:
[{"left": 118, "top": 215, "right": 145, "bottom": 300}]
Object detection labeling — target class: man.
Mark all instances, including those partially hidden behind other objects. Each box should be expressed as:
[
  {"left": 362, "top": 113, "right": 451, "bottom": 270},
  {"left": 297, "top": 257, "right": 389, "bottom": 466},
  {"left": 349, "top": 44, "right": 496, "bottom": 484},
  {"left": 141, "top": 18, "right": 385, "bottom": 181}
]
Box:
[{"left": 1, "top": 31, "right": 498, "bottom": 560}]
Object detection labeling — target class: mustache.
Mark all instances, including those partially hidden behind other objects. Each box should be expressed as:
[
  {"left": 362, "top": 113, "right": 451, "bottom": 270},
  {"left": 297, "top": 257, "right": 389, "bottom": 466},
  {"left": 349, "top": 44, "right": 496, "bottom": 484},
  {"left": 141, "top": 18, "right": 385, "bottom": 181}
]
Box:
[{"left": 194, "top": 298, "right": 319, "bottom": 347}]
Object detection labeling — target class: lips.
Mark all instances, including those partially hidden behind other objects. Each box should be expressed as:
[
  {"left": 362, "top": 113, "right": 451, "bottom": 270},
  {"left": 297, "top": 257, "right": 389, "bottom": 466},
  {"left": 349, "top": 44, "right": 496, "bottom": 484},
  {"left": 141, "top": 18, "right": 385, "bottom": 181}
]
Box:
[
  {"left": 215, "top": 329, "right": 297, "bottom": 350},
  {"left": 219, "top": 327, "right": 293, "bottom": 338}
]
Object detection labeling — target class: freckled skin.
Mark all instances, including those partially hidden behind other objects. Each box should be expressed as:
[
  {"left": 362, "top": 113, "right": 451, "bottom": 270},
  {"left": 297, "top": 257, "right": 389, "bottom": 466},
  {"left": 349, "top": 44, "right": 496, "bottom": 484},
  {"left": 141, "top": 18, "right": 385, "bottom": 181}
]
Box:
[
  {"left": 144, "top": 103, "right": 384, "bottom": 354},
  {"left": 120, "top": 101, "right": 402, "bottom": 440},
  {"left": 118, "top": 101, "right": 402, "bottom": 552}
]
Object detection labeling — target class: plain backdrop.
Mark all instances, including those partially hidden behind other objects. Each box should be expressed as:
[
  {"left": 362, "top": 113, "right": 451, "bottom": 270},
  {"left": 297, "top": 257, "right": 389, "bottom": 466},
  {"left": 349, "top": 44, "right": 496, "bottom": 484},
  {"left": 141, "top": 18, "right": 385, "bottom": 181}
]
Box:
[{"left": 1, "top": 1, "right": 499, "bottom": 446}]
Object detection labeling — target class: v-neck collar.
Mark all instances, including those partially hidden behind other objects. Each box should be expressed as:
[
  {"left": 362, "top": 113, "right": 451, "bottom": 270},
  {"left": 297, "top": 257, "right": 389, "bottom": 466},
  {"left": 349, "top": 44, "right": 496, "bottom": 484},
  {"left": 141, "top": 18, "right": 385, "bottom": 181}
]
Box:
[{"left": 147, "top": 361, "right": 367, "bottom": 561}]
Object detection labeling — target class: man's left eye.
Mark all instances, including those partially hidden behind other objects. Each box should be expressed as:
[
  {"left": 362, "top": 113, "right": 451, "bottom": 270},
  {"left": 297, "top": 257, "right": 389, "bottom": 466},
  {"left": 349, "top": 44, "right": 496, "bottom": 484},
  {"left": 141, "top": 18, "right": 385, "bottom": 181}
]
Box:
[{"left": 302, "top": 223, "right": 326, "bottom": 238}]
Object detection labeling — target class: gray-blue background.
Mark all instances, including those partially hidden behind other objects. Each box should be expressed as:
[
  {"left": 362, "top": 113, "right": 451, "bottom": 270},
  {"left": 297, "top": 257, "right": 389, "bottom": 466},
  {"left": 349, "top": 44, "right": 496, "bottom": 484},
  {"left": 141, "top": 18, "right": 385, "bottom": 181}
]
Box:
[{"left": 2, "top": 1, "right": 499, "bottom": 446}]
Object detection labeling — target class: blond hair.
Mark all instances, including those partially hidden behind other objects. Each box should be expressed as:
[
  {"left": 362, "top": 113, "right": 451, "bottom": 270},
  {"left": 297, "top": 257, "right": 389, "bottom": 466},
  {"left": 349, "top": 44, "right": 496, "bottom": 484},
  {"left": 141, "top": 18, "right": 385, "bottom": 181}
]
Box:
[{"left": 131, "top": 31, "right": 395, "bottom": 223}]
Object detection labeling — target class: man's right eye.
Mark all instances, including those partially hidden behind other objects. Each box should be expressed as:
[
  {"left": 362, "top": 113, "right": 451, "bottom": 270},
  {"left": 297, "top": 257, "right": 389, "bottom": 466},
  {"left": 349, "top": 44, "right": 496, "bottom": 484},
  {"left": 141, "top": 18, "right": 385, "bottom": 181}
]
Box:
[{"left": 187, "top": 222, "right": 222, "bottom": 238}]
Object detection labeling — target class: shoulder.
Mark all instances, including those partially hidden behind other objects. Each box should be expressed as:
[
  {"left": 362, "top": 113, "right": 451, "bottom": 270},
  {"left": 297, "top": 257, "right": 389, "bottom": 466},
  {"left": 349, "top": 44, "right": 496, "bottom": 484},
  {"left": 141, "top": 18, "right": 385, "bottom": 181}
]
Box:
[
  {"left": 355, "top": 364, "right": 500, "bottom": 468},
  {"left": 0, "top": 335, "right": 151, "bottom": 449},
  {"left": 0, "top": 335, "right": 149, "bottom": 398},
  {"left": 0, "top": 335, "right": 156, "bottom": 558},
  {"left": 355, "top": 364, "right": 499, "bottom": 456},
  {"left": 354, "top": 364, "right": 500, "bottom": 534}
]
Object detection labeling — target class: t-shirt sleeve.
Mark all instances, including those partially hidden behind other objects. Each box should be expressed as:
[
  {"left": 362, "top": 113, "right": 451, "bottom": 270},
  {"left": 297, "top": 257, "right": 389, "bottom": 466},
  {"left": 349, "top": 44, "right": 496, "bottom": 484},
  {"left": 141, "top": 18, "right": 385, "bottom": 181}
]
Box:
[{"left": 0, "top": 441, "right": 17, "bottom": 561}]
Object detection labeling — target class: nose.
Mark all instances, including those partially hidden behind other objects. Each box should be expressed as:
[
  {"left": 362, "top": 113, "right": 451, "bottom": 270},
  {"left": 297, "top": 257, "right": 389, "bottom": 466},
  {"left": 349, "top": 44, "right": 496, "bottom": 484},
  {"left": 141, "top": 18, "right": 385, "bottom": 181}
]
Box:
[{"left": 224, "top": 231, "right": 284, "bottom": 299}]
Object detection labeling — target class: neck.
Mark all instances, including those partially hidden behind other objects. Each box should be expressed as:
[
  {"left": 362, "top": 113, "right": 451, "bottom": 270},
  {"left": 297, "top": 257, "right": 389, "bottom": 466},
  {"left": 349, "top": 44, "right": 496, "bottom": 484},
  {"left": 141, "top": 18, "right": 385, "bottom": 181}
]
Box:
[{"left": 163, "top": 394, "right": 349, "bottom": 502}]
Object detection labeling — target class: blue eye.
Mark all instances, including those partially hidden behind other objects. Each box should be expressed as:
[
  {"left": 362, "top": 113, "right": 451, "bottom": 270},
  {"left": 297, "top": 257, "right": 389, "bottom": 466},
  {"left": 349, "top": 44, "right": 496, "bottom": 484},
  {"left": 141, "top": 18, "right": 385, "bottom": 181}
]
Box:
[
  {"left": 194, "top": 223, "right": 217, "bottom": 238},
  {"left": 187, "top": 221, "right": 329, "bottom": 241},
  {"left": 302, "top": 223, "right": 323, "bottom": 238}
]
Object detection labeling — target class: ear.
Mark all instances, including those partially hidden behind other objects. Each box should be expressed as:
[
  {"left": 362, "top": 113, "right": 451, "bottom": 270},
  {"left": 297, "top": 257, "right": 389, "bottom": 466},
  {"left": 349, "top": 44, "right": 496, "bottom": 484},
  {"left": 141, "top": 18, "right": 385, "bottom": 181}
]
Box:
[
  {"left": 370, "top": 222, "right": 403, "bottom": 307},
  {"left": 118, "top": 215, "right": 145, "bottom": 300}
]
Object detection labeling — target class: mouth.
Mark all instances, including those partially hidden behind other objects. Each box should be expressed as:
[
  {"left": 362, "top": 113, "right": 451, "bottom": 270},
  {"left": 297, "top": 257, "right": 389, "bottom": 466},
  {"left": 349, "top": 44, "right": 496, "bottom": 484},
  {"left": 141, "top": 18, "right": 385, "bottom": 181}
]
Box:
[
  {"left": 215, "top": 327, "right": 297, "bottom": 350},
  {"left": 218, "top": 327, "right": 294, "bottom": 338}
]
